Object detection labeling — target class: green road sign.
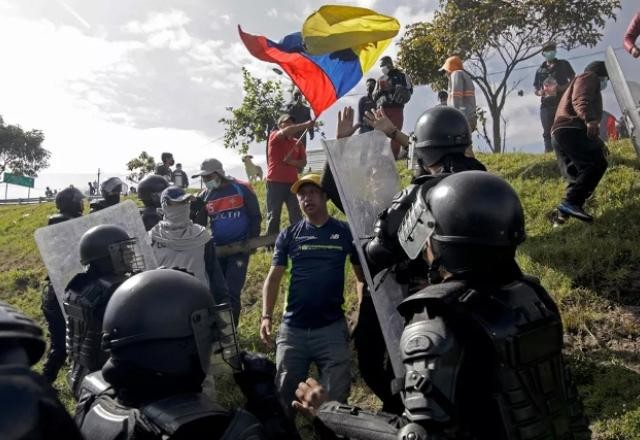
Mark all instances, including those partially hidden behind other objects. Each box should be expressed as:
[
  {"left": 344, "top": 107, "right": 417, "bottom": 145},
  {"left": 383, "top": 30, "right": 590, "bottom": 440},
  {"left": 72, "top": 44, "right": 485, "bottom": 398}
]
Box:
[{"left": 2, "top": 172, "right": 35, "bottom": 188}]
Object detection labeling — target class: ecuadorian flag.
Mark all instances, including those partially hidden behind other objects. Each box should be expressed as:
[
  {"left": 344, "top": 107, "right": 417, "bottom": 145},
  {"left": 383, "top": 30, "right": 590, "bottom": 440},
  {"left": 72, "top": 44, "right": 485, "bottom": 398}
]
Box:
[{"left": 238, "top": 6, "right": 399, "bottom": 117}]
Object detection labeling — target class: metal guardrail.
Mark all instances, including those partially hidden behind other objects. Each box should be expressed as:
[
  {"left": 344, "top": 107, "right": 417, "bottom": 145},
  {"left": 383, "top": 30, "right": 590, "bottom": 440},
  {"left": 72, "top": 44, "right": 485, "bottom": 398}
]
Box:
[{"left": 0, "top": 196, "right": 102, "bottom": 206}]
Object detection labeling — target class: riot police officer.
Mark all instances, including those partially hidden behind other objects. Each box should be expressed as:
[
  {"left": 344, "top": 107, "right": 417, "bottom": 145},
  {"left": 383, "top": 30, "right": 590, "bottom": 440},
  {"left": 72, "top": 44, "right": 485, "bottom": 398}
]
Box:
[
  {"left": 297, "top": 172, "right": 591, "bottom": 440},
  {"left": 64, "top": 224, "right": 144, "bottom": 398},
  {"left": 41, "top": 186, "right": 86, "bottom": 383},
  {"left": 0, "top": 301, "right": 83, "bottom": 439},
  {"left": 137, "top": 174, "right": 169, "bottom": 230},
  {"left": 90, "top": 176, "right": 125, "bottom": 212},
  {"left": 75, "top": 268, "right": 299, "bottom": 440}
]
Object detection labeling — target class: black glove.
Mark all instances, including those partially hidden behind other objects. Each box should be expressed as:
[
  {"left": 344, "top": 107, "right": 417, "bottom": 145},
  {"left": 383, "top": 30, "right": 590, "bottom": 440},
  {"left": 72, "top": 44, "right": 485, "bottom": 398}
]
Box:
[{"left": 234, "top": 351, "right": 278, "bottom": 404}]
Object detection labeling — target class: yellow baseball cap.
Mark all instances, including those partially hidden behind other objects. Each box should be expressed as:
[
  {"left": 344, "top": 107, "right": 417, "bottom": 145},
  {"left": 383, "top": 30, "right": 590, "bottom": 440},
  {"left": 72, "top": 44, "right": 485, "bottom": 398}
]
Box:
[{"left": 290, "top": 173, "right": 322, "bottom": 194}]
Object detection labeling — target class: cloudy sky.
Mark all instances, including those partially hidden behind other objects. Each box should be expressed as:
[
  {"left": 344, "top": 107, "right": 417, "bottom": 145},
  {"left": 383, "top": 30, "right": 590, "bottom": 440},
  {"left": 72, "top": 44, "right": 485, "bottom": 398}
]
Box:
[{"left": 0, "top": 0, "right": 637, "bottom": 195}]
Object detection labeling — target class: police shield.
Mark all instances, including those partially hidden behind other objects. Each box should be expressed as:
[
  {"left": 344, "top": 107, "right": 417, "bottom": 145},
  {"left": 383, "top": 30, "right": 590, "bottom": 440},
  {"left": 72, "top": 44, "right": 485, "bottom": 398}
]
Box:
[
  {"left": 605, "top": 46, "right": 640, "bottom": 157},
  {"left": 35, "top": 200, "right": 157, "bottom": 312},
  {"left": 322, "top": 131, "right": 405, "bottom": 376}
]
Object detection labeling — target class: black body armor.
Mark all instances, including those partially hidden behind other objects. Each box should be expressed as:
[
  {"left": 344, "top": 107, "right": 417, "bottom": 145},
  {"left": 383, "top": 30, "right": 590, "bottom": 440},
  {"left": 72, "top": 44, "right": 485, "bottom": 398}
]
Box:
[
  {"left": 140, "top": 206, "right": 163, "bottom": 231},
  {"left": 64, "top": 272, "right": 127, "bottom": 398},
  {"left": 314, "top": 278, "right": 589, "bottom": 440},
  {"left": 89, "top": 195, "right": 119, "bottom": 213},
  {"left": 396, "top": 278, "right": 590, "bottom": 439},
  {"left": 47, "top": 212, "right": 77, "bottom": 225},
  {"left": 76, "top": 372, "right": 265, "bottom": 440}
]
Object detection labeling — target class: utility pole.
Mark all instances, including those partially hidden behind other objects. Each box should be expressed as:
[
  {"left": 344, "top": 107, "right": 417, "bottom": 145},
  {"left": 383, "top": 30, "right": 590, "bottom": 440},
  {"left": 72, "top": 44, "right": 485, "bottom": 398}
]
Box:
[{"left": 96, "top": 168, "right": 101, "bottom": 192}]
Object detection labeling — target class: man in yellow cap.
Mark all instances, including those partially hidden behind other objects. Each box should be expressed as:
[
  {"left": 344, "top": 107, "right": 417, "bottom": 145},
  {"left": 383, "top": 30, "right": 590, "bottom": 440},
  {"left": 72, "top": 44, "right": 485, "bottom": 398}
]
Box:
[
  {"left": 260, "top": 173, "right": 365, "bottom": 415},
  {"left": 440, "top": 55, "right": 477, "bottom": 131}
]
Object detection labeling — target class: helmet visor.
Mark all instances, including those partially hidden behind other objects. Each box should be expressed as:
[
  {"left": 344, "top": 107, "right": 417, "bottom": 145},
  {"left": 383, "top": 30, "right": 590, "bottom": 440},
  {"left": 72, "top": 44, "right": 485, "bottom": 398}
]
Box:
[
  {"left": 191, "top": 304, "right": 242, "bottom": 374},
  {"left": 108, "top": 238, "right": 145, "bottom": 274}
]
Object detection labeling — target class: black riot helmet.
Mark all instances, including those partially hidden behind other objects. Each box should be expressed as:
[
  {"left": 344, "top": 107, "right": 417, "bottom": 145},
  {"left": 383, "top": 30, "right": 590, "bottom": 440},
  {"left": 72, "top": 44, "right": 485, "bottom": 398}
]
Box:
[
  {"left": 102, "top": 269, "right": 238, "bottom": 379},
  {"left": 100, "top": 177, "right": 124, "bottom": 196},
  {"left": 0, "top": 302, "right": 45, "bottom": 366},
  {"left": 399, "top": 171, "right": 525, "bottom": 276},
  {"left": 79, "top": 225, "right": 144, "bottom": 274},
  {"left": 137, "top": 174, "right": 169, "bottom": 208},
  {"left": 55, "top": 186, "right": 85, "bottom": 216},
  {"left": 413, "top": 106, "right": 471, "bottom": 167}
]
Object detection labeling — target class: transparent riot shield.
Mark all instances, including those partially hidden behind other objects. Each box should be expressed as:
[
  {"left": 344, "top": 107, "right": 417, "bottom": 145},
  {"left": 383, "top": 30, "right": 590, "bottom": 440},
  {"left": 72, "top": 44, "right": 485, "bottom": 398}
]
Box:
[
  {"left": 34, "top": 200, "right": 157, "bottom": 313},
  {"left": 322, "top": 131, "right": 405, "bottom": 376},
  {"left": 605, "top": 46, "right": 640, "bottom": 157}
]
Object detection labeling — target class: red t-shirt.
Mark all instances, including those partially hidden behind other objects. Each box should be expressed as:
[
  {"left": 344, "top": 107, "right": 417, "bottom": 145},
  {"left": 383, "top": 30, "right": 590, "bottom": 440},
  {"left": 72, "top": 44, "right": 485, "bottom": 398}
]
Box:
[{"left": 266, "top": 130, "right": 306, "bottom": 184}]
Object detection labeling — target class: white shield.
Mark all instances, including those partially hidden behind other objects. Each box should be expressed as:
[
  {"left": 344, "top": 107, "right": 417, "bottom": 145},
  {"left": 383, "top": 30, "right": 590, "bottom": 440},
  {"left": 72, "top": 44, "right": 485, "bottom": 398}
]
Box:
[
  {"left": 34, "top": 200, "right": 158, "bottom": 313},
  {"left": 322, "top": 131, "right": 406, "bottom": 376},
  {"left": 605, "top": 46, "right": 640, "bottom": 157}
]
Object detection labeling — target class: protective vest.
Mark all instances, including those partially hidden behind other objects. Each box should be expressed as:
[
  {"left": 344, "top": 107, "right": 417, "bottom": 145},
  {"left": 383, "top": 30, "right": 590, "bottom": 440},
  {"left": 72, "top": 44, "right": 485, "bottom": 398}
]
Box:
[
  {"left": 64, "top": 273, "right": 127, "bottom": 397},
  {"left": 76, "top": 372, "right": 265, "bottom": 440},
  {"left": 396, "top": 278, "right": 591, "bottom": 439}
]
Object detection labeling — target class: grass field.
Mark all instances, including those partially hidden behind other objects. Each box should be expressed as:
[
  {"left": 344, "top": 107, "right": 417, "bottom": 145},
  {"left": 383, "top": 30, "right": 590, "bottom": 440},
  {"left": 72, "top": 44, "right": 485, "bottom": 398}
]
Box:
[{"left": 1, "top": 140, "right": 639, "bottom": 438}]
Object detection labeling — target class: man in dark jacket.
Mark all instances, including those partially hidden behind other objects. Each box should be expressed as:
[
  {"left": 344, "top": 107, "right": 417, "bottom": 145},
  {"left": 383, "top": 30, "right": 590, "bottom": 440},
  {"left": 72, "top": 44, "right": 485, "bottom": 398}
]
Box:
[
  {"left": 534, "top": 42, "right": 575, "bottom": 153},
  {"left": 551, "top": 61, "right": 609, "bottom": 223},
  {"left": 358, "top": 78, "right": 377, "bottom": 134},
  {"left": 41, "top": 187, "right": 85, "bottom": 383},
  {"left": 286, "top": 90, "right": 314, "bottom": 148},
  {"left": 374, "top": 56, "right": 413, "bottom": 159}
]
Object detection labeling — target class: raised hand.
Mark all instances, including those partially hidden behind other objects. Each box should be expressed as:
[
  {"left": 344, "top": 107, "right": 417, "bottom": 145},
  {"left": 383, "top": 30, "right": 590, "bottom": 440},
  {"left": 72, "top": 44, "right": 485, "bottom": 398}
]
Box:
[{"left": 336, "top": 106, "right": 360, "bottom": 139}]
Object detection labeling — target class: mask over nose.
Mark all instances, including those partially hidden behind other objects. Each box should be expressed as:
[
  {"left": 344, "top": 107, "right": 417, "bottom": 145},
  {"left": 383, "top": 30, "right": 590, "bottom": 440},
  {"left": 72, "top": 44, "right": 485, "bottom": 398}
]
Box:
[
  {"left": 600, "top": 78, "right": 609, "bottom": 91},
  {"left": 543, "top": 50, "right": 556, "bottom": 61},
  {"left": 205, "top": 178, "right": 220, "bottom": 191},
  {"left": 381, "top": 65, "right": 390, "bottom": 75},
  {"left": 162, "top": 202, "right": 191, "bottom": 225}
]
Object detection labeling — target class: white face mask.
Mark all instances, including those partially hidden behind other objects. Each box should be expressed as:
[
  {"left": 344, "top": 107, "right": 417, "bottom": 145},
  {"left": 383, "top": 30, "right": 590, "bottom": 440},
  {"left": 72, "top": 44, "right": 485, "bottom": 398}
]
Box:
[
  {"left": 600, "top": 78, "right": 608, "bottom": 91},
  {"left": 381, "top": 65, "right": 390, "bottom": 75},
  {"left": 205, "top": 177, "right": 220, "bottom": 190},
  {"left": 163, "top": 202, "right": 191, "bottom": 225}
]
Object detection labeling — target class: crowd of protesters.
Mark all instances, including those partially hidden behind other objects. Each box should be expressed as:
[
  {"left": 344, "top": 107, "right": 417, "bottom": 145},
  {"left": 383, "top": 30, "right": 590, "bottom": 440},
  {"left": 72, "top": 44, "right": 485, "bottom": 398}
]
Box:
[{"left": 9, "top": 12, "right": 640, "bottom": 438}]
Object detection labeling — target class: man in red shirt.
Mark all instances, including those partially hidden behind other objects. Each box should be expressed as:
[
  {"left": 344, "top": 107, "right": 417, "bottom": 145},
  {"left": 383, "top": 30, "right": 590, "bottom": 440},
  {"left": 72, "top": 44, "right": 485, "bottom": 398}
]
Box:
[
  {"left": 624, "top": 11, "right": 640, "bottom": 58},
  {"left": 266, "top": 113, "right": 313, "bottom": 236}
]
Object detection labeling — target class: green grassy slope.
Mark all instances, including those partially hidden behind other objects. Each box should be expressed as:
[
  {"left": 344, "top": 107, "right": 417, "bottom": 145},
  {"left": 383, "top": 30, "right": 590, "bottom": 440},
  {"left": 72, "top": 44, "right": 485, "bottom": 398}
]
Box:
[{"left": 1, "top": 141, "right": 639, "bottom": 438}]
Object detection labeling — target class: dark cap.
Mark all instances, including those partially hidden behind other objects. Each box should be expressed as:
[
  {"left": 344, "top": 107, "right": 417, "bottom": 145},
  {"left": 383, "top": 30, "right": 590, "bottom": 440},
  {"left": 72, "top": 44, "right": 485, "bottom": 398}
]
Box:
[
  {"left": 584, "top": 61, "right": 608, "bottom": 78},
  {"left": 161, "top": 186, "right": 194, "bottom": 204},
  {"left": 542, "top": 42, "right": 557, "bottom": 52}
]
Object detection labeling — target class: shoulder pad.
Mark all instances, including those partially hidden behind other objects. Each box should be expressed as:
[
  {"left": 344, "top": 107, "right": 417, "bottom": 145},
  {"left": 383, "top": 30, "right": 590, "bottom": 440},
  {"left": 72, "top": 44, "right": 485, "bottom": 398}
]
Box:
[
  {"left": 398, "top": 281, "right": 468, "bottom": 315},
  {"left": 65, "top": 273, "right": 93, "bottom": 292},
  {"left": 78, "top": 371, "right": 111, "bottom": 397},
  {"left": 220, "top": 408, "right": 265, "bottom": 440},
  {"left": 142, "top": 393, "right": 227, "bottom": 436}
]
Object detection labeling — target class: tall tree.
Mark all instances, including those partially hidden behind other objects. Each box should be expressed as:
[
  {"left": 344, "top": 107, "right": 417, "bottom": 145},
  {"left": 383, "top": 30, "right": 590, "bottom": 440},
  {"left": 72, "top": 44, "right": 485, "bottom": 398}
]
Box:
[
  {"left": 0, "top": 116, "right": 50, "bottom": 176},
  {"left": 126, "top": 151, "right": 156, "bottom": 183},
  {"left": 397, "top": 0, "right": 620, "bottom": 152},
  {"left": 219, "top": 68, "right": 286, "bottom": 155}
]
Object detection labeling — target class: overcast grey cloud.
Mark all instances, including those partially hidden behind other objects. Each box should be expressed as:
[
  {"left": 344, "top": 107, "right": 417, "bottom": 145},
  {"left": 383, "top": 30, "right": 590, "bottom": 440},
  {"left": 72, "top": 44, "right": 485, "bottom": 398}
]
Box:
[{"left": 0, "top": 0, "right": 637, "bottom": 198}]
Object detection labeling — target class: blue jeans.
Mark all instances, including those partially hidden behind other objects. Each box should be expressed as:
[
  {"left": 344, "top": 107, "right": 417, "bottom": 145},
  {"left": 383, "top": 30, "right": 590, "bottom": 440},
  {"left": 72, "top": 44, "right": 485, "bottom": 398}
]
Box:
[
  {"left": 275, "top": 319, "right": 351, "bottom": 413},
  {"left": 216, "top": 252, "right": 250, "bottom": 325}
]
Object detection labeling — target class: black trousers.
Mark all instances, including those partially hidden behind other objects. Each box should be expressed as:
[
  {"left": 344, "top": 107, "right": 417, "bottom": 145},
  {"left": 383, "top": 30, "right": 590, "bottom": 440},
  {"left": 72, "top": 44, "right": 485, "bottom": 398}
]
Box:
[
  {"left": 353, "top": 295, "right": 404, "bottom": 414},
  {"left": 540, "top": 105, "right": 557, "bottom": 153},
  {"left": 551, "top": 128, "right": 608, "bottom": 207},
  {"left": 41, "top": 281, "right": 67, "bottom": 383}
]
